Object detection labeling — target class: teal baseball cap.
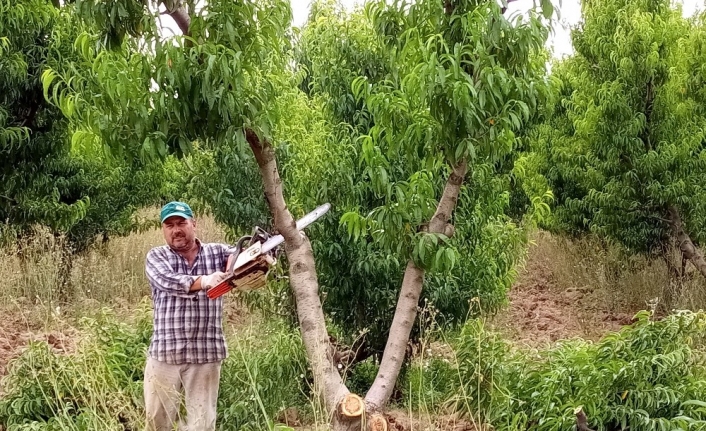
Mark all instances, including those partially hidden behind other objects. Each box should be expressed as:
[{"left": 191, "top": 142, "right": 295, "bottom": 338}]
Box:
[{"left": 160, "top": 201, "right": 194, "bottom": 223}]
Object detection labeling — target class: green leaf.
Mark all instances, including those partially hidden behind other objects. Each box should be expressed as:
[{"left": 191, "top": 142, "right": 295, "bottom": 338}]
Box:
[
  {"left": 41, "top": 69, "right": 57, "bottom": 102},
  {"left": 541, "top": 0, "right": 554, "bottom": 19}
]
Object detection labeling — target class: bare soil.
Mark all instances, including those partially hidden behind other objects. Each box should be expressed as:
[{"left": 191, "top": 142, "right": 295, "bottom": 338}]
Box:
[
  {"left": 384, "top": 410, "right": 477, "bottom": 431},
  {"left": 490, "top": 236, "right": 640, "bottom": 347},
  {"left": 0, "top": 306, "right": 79, "bottom": 378},
  {"left": 280, "top": 408, "right": 478, "bottom": 431}
]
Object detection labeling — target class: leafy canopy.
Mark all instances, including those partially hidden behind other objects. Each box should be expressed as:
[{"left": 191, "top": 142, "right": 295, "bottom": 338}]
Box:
[
  {"left": 527, "top": 0, "right": 706, "bottom": 255},
  {"left": 1, "top": 0, "right": 169, "bottom": 255}
]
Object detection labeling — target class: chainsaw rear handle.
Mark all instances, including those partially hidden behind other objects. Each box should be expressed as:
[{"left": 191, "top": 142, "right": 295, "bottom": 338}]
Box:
[
  {"left": 226, "top": 235, "right": 251, "bottom": 273},
  {"left": 207, "top": 278, "right": 233, "bottom": 299}
]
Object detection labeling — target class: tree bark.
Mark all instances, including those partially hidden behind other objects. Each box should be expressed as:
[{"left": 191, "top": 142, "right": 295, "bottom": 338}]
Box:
[
  {"left": 668, "top": 205, "right": 706, "bottom": 278},
  {"left": 365, "top": 160, "right": 468, "bottom": 409},
  {"left": 161, "top": 0, "right": 191, "bottom": 36},
  {"left": 55, "top": 236, "right": 74, "bottom": 304},
  {"left": 246, "top": 129, "right": 356, "bottom": 426}
]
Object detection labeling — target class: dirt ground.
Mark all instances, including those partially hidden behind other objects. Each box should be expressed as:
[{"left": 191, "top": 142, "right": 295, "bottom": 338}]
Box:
[
  {"left": 0, "top": 305, "right": 79, "bottom": 378},
  {"left": 277, "top": 408, "right": 478, "bottom": 431},
  {"left": 490, "top": 255, "right": 636, "bottom": 347}
]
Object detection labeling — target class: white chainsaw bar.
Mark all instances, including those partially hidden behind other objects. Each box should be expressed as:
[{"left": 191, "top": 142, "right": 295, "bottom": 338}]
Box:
[{"left": 229, "top": 203, "right": 331, "bottom": 273}]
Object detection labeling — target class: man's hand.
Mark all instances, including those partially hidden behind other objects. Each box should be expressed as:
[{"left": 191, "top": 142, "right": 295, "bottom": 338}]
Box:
[{"left": 200, "top": 271, "right": 227, "bottom": 291}]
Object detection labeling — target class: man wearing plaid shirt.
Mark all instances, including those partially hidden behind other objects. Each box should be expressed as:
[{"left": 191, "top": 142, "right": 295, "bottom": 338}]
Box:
[{"left": 144, "top": 201, "right": 230, "bottom": 431}]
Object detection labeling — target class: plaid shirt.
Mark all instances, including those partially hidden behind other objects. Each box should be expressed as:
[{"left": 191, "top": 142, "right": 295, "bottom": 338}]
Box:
[{"left": 145, "top": 240, "right": 230, "bottom": 364}]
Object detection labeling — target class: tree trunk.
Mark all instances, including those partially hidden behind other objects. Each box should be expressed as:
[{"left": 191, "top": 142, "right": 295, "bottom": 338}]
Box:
[
  {"left": 668, "top": 205, "right": 706, "bottom": 278},
  {"left": 365, "top": 160, "right": 468, "bottom": 409},
  {"left": 56, "top": 236, "right": 74, "bottom": 304},
  {"left": 246, "top": 129, "right": 360, "bottom": 427}
]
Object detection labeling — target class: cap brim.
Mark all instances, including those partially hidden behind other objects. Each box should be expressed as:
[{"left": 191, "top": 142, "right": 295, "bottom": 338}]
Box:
[{"left": 161, "top": 212, "right": 192, "bottom": 223}]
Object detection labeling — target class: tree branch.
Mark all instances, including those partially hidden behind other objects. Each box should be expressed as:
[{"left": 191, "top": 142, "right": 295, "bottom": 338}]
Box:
[
  {"left": 641, "top": 77, "right": 654, "bottom": 152},
  {"left": 161, "top": 0, "right": 191, "bottom": 36},
  {"left": 501, "top": 0, "right": 522, "bottom": 14},
  {"left": 365, "top": 159, "right": 469, "bottom": 409}
]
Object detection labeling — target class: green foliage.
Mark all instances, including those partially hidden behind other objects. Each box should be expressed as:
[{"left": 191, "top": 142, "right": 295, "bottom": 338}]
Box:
[
  {"left": 398, "top": 311, "right": 706, "bottom": 430},
  {"left": 528, "top": 0, "right": 706, "bottom": 256},
  {"left": 218, "top": 322, "right": 310, "bottom": 431},
  {"left": 402, "top": 356, "right": 458, "bottom": 412},
  {"left": 0, "top": 307, "right": 151, "bottom": 430},
  {"left": 47, "top": 0, "right": 292, "bottom": 161},
  {"left": 75, "top": 0, "right": 151, "bottom": 49},
  {"left": 0, "top": 0, "right": 171, "bottom": 263},
  {"left": 344, "top": 357, "right": 379, "bottom": 396},
  {"left": 293, "top": 0, "right": 552, "bottom": 352},
  {"left": 450, "top": 311, "right": 706, "bottom": 431},
  {"left": 0, "top": 308, "right": 310, "bottom": 431},
  {"left": 41, "top": 0, "right": 295, "bottom": 248},
  {"left": 295, "top": 0, "right": 388, "bottom": 129}
]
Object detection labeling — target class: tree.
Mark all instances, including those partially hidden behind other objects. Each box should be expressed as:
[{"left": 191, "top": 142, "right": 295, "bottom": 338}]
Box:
[
  {"left": 285, "top": 0, "right": 553, "bottom": 360},
  {"left": 0, "top": 0, "right": 170, "bottom": 302},
  {"left": 528, "top": 0, "right": 706, "bottom": 280},
  {"left": 48, "top": 0, "right": 551, "bottom": 427}
]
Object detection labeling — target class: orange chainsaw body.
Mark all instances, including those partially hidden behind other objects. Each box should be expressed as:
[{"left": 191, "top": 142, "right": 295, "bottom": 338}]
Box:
[{"left": 207, "top": 241, "right": 275, "bottom": 299}]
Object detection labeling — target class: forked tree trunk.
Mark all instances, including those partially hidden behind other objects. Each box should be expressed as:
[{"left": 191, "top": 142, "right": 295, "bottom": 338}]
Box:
[
  {"left": 247, "top": 127, "right": 468, "bottom": 429},
  {"left": 668, "top": 205, "right": 706, "bottom": 278},
  {"left": 165, "top": 4, "right": 470, "bottom": 425},
  {"left": 365, "top": 160, "right": 468, "bottom": 409}
]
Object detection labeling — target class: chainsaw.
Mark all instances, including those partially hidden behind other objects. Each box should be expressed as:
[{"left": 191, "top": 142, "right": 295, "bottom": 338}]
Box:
[{"left": 207, "top": 203, "right": 331, "bottom": 299}]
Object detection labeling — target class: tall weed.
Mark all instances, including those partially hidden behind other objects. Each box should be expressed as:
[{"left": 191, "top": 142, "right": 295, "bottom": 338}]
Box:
[
  {"left": 217, "top": 320, "right": 311, "bottom": 431},
  {"left": 527, "top": 231, "right": 706, "bottom": 315},
  {"left": 0, "top": 307, "right": 310, "bottom": 431},
  {"left": 0, "top": 306, "right": 151, "bottom": 430}
]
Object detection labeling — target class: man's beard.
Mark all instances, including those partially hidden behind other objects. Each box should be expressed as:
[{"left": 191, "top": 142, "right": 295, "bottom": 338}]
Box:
[{"left": 171, "top": 235, "right": 191, "bottom": 250}]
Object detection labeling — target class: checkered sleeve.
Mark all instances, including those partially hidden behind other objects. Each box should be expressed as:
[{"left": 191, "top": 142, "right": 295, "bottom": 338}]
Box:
[{"left": 145, "top": 247, "right": 197, "bottom": 295}]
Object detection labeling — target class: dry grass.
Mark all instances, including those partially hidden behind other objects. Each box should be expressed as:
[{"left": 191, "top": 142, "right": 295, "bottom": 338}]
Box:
[
  {"left": 490, "top": 230, "right": 706, "bottom": 346},
  {"left": 0, "top": 210, "right": 259, "bottom": 382},
  {"left": 0, "top": 209, "right": 229, "bottom": 316},
  {"left": 524, "top": 231, "right": 706, "bottom": 316}
]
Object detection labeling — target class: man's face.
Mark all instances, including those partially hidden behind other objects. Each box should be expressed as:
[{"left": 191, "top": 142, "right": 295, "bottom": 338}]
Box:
[{"left": 162, "top": 216, "right": 197, "bottom": 251}]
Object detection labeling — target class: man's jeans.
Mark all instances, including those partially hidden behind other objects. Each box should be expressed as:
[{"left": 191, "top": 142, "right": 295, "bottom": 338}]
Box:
[{"left": 144, "top": 357, "right": 222, "bottom": 431}]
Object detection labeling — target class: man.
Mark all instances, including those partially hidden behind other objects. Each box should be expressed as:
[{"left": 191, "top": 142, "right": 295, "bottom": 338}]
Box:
[{"left": 144, "top": 201, "right": 231, "bottom": 431}]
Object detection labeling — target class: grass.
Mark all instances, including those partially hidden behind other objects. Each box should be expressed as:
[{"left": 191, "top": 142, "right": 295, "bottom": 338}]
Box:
[
  {"left": 1, "top": 222, "right": 706, "bottom": 430},
  {"left": 0, "top": 209, "right": 227, "bottom": 314},
  {"left": 523, "top": 230, "right": 706, "bottom": 317}
]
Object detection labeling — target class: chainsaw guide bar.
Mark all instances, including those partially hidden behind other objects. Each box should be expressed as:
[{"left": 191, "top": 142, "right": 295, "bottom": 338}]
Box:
[{"left": 207, "top": 203, "right": 331, "bottom": 299}]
